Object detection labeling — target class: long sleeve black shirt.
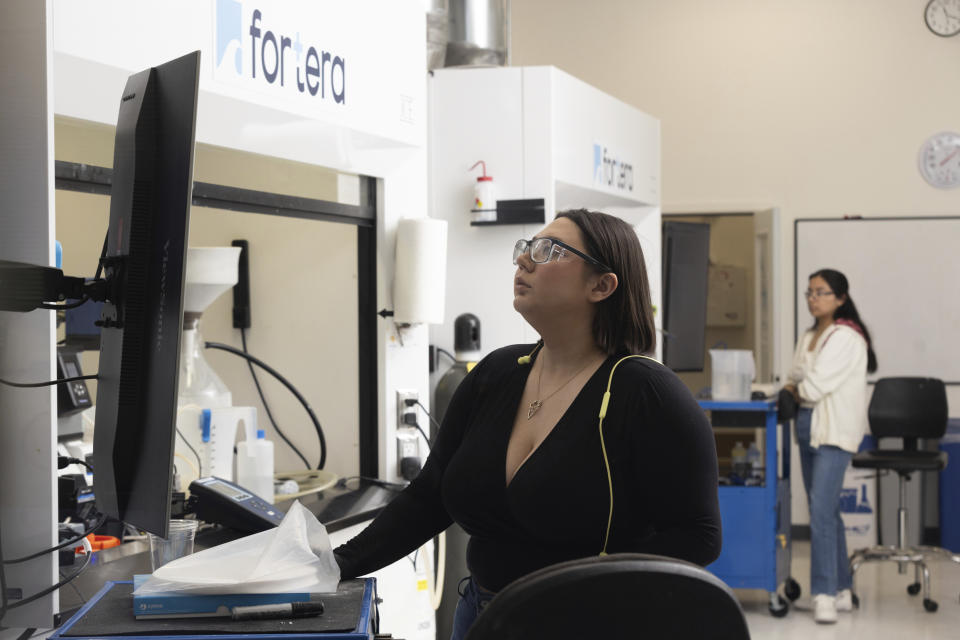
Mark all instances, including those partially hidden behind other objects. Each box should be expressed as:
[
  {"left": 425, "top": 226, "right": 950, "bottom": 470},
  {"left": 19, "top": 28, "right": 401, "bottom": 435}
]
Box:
[{"left": 334, "top": 344, "right": 722, "bottom": 592}]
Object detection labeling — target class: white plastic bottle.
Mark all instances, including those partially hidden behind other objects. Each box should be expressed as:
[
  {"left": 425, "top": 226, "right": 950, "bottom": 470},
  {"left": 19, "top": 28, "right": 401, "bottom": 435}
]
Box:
[
  {"left": 469, "top": 160, "right": 496, "bottom": 223},
  {"left": 236, "top": 429, "right": 275, "bottom": 503}
]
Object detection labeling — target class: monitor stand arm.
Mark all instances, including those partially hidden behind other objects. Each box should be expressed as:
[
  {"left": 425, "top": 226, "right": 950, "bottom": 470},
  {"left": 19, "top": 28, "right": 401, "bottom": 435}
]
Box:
[{"left": 0, "top": 259, "right": 112, "bottom": 312}]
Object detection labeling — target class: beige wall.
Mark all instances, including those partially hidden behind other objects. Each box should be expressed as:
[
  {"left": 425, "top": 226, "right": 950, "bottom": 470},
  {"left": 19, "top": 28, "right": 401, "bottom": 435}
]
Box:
[
  {"left": 54, "top": 116, "right": 360, "bottom": 479},
  {"left": 511, "top": 0, "right": 960, "bottom": 384},
  {"left": 511, "top": 0, "right": 960, "bottom": 526}
]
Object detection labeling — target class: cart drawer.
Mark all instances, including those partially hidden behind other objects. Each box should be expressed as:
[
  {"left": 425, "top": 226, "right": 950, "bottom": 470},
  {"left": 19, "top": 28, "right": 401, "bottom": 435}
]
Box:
[{"left": 708, "top": 488, "right": 776, "bottom": 589}]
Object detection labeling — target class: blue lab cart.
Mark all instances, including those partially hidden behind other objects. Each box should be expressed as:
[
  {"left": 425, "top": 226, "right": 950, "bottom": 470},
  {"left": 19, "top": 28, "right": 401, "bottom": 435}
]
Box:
[
  {"left": 700, "top": 399, "right": 796, "bottom": 617},
  {"left": 940, "top": 419, "right": 960, "bottom": 553}
]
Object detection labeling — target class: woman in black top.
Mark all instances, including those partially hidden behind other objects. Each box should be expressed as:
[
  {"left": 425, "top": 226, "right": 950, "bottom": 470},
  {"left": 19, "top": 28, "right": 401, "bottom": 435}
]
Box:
[{"left": 334, "top": 209, "right": 721, "bottom": 639}]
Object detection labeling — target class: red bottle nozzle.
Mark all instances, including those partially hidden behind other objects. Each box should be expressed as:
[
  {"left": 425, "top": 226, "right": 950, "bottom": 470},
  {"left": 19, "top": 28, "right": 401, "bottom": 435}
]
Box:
[{"left": 469, "top": 161, "right": 492, "bottom": 181}]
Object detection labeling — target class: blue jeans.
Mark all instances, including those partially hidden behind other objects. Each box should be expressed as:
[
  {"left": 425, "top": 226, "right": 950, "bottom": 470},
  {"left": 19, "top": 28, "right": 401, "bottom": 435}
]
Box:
[
  {"left": 450, "top": 576, "right": 496, "bottom": 640},
  {"left": 796, "top": 407, "right": 853, "bottom": 596}
]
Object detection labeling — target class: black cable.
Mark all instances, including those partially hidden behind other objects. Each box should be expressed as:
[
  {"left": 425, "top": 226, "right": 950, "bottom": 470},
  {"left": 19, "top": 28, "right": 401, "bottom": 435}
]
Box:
[
  {"left": 57, "top": 456, "right": 93, "bottom": 473},
  {"left": 94, "top": 231, "right": 108, "bottom": 281},
  {"left": 0, "top": 374, "right": 97, "bottom": 388},
  {"left": 414, "top": 400, "right": 441, "bottom": 432},
  {"left": 3, "top": 512, "right": 106, "bottom": 565},
  {"left": 436, "top": 348, "right": 456, "bottom": 364},
  {"left": 39, "top": 297, "right": 89, "bottom": 311},
  {"left": 334, "top": 476, "right": 407, "bottom": 491},
  {"left": 175, "top": 427, "right": 203, "bottom": 477},
  {"left": 205, "top": 341, "right": 327, "bottom": 469},
  {"left": 5, "top": 544, "right": 92, "bottom": 613},
  {"left": 15, "top": 628, "right": 37, "bottom": 640},
  {"left": 240, "top": 328, "right": 311, "bottom": 471},
  {"left": 412, "top": 422, "right": 431, "bottom": 451}
]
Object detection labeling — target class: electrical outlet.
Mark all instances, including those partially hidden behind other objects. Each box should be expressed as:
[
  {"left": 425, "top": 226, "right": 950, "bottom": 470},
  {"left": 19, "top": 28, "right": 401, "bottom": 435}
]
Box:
[
  {"left": 396, "top": 427, "right": 419, "bottom": 472},
  {"left": 396, "top": 389, "right": 420, "bottom": 477},
  {"left": 396, "top": 389, "right": 419, "bottom": 430}
]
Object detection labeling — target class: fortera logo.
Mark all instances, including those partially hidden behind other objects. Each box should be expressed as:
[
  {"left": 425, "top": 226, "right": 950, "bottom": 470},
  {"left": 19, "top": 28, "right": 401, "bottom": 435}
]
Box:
[
  {"left": 216, "top": 0, "right": 243, "bottom": 74},
  {"left": 593, "top": 143, "right": 633, "bottom": 192},
  {"left": 215, "top": 0, "right": 347, "bottom": 105}
]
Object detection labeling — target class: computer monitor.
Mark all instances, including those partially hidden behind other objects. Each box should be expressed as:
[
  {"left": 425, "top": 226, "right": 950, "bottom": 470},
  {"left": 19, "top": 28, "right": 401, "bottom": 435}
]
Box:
[
  {"left": 0, "top": 52, "right": 199, "bottom": 538},
  {"left": 92, "top": 51, "right": 200, "bottom": 538},
  {"left": 661, "top": 221, "right": 711, "bottom": 372}
]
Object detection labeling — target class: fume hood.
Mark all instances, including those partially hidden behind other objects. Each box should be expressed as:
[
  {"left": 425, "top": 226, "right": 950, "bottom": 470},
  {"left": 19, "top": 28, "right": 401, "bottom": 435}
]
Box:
[{"left": 428, "top": 65, "right": 662, "bottom": 357}]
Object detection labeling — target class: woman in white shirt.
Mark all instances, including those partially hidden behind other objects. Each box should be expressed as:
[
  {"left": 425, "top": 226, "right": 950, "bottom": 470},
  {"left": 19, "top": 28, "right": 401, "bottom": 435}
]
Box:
[{"left": 785, "top": 268, "right": 877, "bottom": 624}]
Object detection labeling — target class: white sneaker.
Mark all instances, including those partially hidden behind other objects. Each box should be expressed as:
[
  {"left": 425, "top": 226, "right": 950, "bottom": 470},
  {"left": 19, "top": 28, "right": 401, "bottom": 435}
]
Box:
[
  {"left": 836, "top": 589, "right": 853, "bottom": 612},
  {"left": 813, "top": 594, "right": 838, "bottom": 624}
]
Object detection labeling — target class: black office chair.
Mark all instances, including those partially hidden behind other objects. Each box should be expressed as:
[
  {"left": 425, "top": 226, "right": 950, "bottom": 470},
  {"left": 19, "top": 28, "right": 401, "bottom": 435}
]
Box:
[
  {"left": 464, "top": 553, "right": 750, "bottom": 640},
  {"left": 849, "top": 377, "right": 960, "bottom": 612}
]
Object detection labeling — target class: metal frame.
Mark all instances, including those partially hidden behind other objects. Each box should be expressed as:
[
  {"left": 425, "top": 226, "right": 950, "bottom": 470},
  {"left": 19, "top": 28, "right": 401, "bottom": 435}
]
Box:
[
  {"left": 849, "top": 472, "right": 960, "bottom": 612},
  {"left": 54, "top": 160, "right": 380, "bottom": 477}
]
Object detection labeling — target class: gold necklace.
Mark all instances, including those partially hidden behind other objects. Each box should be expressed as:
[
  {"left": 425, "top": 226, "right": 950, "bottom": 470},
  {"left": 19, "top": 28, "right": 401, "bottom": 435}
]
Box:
[{"left": 527, "top": 357, "right": 594, "bottom": 420}]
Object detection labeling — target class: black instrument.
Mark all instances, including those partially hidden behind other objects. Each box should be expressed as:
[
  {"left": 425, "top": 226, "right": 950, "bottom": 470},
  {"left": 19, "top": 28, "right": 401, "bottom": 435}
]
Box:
[{"left": 189, "top": 476, "right": 284, "bottom": 533}]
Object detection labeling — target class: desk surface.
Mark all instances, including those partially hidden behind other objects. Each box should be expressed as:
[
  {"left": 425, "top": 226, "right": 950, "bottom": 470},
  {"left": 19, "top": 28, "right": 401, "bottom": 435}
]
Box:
[
  {"left": 59, "top": 481, "right": 400, "bottom": 620},
  {"left": 55, "top": 579, "right": 373, "bottom": 639}
]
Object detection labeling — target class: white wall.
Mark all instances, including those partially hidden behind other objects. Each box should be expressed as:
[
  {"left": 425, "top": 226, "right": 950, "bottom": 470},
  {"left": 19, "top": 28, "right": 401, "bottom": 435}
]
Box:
[{"left": 510, "top": 0, "right": 960, "bottom": 527}]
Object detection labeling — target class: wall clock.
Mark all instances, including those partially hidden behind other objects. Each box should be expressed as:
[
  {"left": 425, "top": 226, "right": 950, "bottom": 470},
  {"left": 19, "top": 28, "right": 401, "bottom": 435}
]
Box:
[
  {"left": 926, "top": 0, "right": 960, "bottom": 37},
  {"left": 918, "top": 131, "right": 960, "bottom": 188}
]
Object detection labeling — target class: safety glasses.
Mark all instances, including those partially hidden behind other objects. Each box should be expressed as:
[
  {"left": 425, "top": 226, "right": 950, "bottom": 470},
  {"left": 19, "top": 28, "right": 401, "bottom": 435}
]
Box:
[{"left": 512, "top": 237, "right": 612, "bottom": 273}]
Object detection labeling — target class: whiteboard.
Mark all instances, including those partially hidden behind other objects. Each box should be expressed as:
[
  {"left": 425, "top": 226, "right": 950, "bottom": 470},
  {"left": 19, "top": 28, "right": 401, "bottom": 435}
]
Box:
[{"left": 795, "top": 217, "right": 960, "bottom": 384}]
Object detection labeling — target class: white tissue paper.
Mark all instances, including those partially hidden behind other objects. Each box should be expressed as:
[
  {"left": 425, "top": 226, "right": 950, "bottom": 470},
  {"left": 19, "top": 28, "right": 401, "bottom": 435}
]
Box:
[{"left": 134, "top": 500, "right": 340, "bottom": 594}]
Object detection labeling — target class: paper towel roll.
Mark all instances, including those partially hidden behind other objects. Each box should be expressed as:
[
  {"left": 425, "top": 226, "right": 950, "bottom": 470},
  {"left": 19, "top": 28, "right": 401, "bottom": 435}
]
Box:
[{"left": 394, "top": 218, "right": 448, "bottom": 324}]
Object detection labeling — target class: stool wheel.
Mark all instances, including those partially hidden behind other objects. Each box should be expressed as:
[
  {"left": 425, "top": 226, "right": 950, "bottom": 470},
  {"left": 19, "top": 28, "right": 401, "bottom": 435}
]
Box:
[
  {"left": 851, "top": 592, "right": 860, "bottom": 608},
  {"left": 907, "top": 582, "right": 921, "bottom": 596},
  {"left": 784, "top": 578, "right": 801, "bottom": 601},
  {"left": 768, "top": 594, "right": 789, "bottom": 618},
  {"left": 923, "top": 598, "right": 938, "bottom": 612}
]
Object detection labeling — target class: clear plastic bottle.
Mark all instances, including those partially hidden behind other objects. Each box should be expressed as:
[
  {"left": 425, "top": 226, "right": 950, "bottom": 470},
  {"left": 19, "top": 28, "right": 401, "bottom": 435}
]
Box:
[
  {"left": 178, "top": 314, "right": 232, "bottom": 408},
  {"left": 236, "top": 429, "right": 275, "bottom": 503},
  {"left": 731, "top": 441, "right": 748, "bottom": 480},
  {"left": 746, "top": 442, "right": 762, "bottom": 480}
]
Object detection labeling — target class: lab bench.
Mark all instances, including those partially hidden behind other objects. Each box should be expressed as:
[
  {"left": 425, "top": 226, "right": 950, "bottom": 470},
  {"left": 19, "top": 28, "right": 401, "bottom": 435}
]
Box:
[
  {"left": 50, "top": 579, "right": 376, "bottom": 640},
  {"left": 53, "top": 480, "right": 399, "bottom": 638},
  {"left": 700, "top": 399, "right": 799, "bottom": 617}
]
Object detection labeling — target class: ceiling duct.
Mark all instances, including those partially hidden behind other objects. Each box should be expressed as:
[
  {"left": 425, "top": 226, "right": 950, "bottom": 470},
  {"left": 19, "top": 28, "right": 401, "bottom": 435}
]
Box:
[
  {"left": 427, "top": 0, "right": 449, "bottom": 72},
  {"left": 445, "top": 0, "right": 509, "bottom": 67}
]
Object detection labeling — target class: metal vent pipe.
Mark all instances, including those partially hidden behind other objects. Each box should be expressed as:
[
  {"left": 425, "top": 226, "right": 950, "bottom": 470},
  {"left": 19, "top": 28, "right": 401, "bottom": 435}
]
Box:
[{"left": 445, "top": 0, "right": 509, "bottom": 67}]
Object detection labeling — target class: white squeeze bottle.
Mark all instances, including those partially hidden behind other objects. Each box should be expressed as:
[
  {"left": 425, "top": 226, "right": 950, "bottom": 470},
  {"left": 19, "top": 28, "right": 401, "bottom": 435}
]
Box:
[{"left": 237, "top": 429, "right": 275, "bottom": 503}]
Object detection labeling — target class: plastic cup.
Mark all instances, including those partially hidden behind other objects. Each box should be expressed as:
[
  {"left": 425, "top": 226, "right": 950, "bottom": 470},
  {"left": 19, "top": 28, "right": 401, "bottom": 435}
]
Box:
[{"left": 148, "top": 519, "right": 199, "bottom": 571}]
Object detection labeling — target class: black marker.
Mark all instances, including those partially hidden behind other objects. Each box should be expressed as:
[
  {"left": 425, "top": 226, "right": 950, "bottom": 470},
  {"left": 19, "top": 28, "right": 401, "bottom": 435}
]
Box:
[{"left": 231, "top": 601, "right": 325, "bottom": 621}]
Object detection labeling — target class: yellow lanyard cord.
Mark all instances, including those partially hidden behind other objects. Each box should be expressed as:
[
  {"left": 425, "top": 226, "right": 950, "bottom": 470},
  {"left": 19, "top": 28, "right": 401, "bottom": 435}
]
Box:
[{"left": 598, "top": 353, "right": 661, "bottom": 556}]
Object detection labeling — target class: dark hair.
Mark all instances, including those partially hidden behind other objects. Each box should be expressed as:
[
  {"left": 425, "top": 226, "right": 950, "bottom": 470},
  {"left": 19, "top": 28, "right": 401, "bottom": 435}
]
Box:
[
  {"left": 556, "top": 209, "right": 656, "bottom": 356},
  {"left": 809, "top": 268, "right": 878, "bottom": 373}
]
